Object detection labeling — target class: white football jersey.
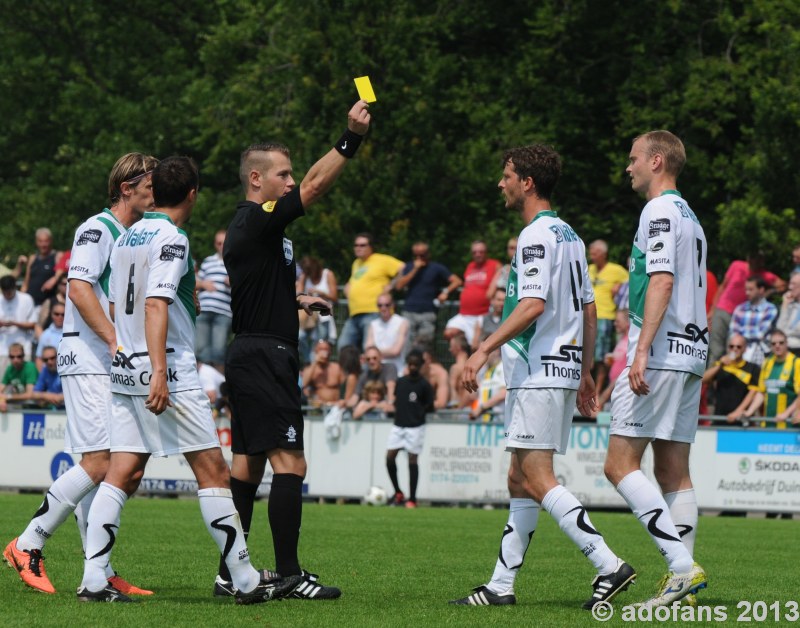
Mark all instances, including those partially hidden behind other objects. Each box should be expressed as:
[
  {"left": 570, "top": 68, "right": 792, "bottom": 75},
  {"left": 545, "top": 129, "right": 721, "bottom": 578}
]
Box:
[
  {"left": 59, "top": 210, "right": 125, "bottom": 376},
  {"left": 501, "top": 211, "right": 594, "bottom": 390},
  {"left": 627, "top": 192, "right": 708, "bottom": 376},
  {"left": 109, "top": 212, "right": 200, "bottom": 395}
]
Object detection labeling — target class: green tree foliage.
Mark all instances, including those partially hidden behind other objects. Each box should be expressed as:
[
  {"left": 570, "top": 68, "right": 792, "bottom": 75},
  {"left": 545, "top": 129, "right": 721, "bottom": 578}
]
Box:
[{"left": 1, "top": 0, "right": 799, "bottom": 280}]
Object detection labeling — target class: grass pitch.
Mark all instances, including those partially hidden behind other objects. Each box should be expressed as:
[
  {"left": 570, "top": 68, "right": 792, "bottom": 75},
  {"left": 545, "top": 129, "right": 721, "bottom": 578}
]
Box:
[{"left": 0, "top": 493, "right": 796, "bottom": 627}]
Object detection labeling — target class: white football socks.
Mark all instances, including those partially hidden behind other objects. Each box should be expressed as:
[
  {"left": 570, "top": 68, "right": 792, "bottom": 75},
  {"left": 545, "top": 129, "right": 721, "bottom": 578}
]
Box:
[
  {"left": 486, "top": 498, "right": 539, "bottom": 594},
  {"left": 542, "top": 485, "right": 619, "bottom": 575},
  {"left": 617, "top": 471, "right": 693, "bottom": 573},
  {"left": 17, "top": 464, "right": 96, "bottom": 552},
  {"left": 664, "top": 488, "right": 698, "bottom": 555},
  {"left": 198, "top": 487, "right": 259, "bottom": 593},
  {"left": 81, "top": 482, "right": 127, "bottom": 592}
]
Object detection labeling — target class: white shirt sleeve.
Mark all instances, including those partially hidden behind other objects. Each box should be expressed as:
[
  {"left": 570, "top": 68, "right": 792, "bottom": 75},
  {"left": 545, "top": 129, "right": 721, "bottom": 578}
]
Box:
[
  {"left": 147, "top": 232, "right": 190, "bottom": 303},
  {"left": 644, "top": 201, "right": 677, "bottom": 276}
]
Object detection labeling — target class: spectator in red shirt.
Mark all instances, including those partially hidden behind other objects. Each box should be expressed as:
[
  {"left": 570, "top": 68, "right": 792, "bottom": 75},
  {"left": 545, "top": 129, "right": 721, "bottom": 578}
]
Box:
[
  {"left": 707, "top": 252, "right": 784, "bottom": 365},
  {"left": 443, "top": 240, "right": 500, "bottom": 345}
]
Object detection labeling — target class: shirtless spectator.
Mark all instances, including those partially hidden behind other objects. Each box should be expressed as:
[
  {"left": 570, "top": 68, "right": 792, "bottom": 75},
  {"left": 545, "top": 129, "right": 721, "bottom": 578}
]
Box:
[
  {"left": 444, "top": 240, "right": 500, "bottom": 345},
  {"left": 302, "top": 339, "right": 344, "bottom": 405},
  {"left": 414, "top": 342, "right": 450, "bottom": 410},
  {"left": 448, "top": 333, "right": 476, "bottom": 409}
]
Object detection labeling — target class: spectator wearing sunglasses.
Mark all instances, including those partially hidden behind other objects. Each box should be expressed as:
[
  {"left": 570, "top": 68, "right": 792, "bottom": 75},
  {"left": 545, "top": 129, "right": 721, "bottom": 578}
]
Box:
[
  {"left": 32, "top": 345, "right": 64, "bottom": 409},
  {"left": 0, "top": 343, "right": 38, "bottom": 411},
  {"left": 736, "top": 329, "right": 800, "bottom": 427},
  {"left": 36, "top": 303, "right": 65, "bottom": 370},
  {"left": 702, "top": 333, "right": 760, "bottom": 424}
]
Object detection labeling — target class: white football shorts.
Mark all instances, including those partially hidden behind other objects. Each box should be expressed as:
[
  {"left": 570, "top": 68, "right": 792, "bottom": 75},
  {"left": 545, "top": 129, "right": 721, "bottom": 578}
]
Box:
[
  {"left": 110, "top": 388, "right": 220, "bottom": 457},
  {"left": 504, "top": 387, "right": 577, "bottom": 454},
  {"left": 386, "top": 425, "right": 426, "bottom": 455},
  {"left": 63, "top": 374, "right": 111, "bottom": 453},
  {"left": 610, "top": 367, "right": 701, "bottom": 443}
]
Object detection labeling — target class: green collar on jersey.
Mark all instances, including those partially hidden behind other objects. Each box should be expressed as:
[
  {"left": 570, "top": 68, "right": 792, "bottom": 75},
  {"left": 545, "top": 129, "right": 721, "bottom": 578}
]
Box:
[
  {"left": 530, "top": 209, "right": 558, "bottom": 224},
  {"left": 101, "top": 207, "right": 125, "bottom": 227},
  {"left": 659, "top": 189, "right": 681, "bottom": 197},
  {"left": 143, "top": 211, "right": 175, "bottom": 224}
]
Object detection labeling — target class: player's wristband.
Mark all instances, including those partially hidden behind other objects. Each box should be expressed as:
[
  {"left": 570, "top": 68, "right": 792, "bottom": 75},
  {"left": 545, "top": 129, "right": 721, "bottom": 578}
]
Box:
[{"left": 334, "top": 129, "right": 363, "bottom": 158}]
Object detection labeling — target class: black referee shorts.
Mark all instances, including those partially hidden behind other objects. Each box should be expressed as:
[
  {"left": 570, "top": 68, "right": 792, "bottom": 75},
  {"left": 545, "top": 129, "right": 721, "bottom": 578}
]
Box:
[{"left": 226, "top": 334, "right": 304, "bottom": 455}]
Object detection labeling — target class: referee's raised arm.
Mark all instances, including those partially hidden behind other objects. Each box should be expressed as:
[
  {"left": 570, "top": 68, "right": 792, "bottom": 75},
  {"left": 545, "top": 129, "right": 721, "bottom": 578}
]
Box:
[{"left": 299, "top": 100, "right": 371, "bottom": 208}]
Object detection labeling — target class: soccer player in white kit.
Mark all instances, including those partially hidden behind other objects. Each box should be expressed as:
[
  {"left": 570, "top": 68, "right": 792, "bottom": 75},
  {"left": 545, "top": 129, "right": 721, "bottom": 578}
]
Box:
[
  {"left": 77, "top": 156, "right": 299, "bottom": 604},
  {"left": 604, "top": 130, "right": 708, "bottom": 607},
  {"left": 452, "top": 145, "right": 634, "bottom": 610},
  {"left": 4, "top": 153, "right": 158, "bottom": 596}
]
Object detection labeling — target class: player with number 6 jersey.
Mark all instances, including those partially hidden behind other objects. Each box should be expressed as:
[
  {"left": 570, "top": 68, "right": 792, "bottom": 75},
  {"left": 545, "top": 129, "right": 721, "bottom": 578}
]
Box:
[
  {"left": 78, "top": 157, "right": 297, "bottom": 604},
  {"left": 108, "top": 211, "right": 200, "bottom": 395}
]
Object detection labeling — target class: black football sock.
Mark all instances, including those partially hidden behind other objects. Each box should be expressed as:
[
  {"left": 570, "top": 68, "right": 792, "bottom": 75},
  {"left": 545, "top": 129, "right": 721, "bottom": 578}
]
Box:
[
  {"left": 268, "top": 473, "right": 304, "bottom": 577},
  {"left": 409, "top": 463, "right": 419, "bottom": 501},
  {"left": 386, "top": 459, "right": 401, "bottom": 494}
]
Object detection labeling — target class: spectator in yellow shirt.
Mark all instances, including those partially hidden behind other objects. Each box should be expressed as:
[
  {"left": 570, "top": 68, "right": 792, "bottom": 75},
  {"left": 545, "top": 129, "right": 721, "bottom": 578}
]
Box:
[
  {"left": 588, "top": 239, "right": 629, "bottom": 394},
  {"left": 339, "top": 232, "right": 403, "bottom": 350}
]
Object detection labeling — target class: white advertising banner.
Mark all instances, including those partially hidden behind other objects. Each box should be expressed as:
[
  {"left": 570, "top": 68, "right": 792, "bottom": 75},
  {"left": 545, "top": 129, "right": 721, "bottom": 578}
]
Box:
[{"left": 1, "top": 409, "right": 798, "bottom": 512}]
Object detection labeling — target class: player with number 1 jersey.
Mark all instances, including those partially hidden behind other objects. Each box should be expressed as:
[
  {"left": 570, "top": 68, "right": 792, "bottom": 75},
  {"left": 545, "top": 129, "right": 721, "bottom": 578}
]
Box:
[
  {"left": 626, "top": 193, "right": 707, "bottom": 376},
  {"left": 502, "top": 212, "right": 594, "bottom": 391}
]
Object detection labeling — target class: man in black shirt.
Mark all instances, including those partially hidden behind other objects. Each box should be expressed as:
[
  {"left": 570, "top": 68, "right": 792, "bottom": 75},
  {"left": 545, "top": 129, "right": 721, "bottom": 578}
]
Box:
[
  {"left": 702, "top": 332, "right": 760, "bottom": 422},
  {"left": 218, "top": 100, "right": 371, "bottom": 599},
  {"left": 384, "top": 350, "right": 433, "bottom": 508}
]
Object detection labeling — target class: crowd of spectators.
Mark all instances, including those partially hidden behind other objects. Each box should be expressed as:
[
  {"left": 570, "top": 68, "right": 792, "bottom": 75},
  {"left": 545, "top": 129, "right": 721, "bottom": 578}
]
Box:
[{"left": 6, "top": 223, "right": 800, "bottom": 429}]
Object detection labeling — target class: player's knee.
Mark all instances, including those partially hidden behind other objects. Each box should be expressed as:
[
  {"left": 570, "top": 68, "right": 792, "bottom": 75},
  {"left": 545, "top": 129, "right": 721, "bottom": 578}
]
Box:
[
  {"left": 604, "top": 459, "right": 623, "bottom": 486},
  {"left": 120, "top": 469, "right": 145, "bottom": 495},
  {"left": 653, "top": 463, "right": 685, "bottom": 493},
  {"left": 80, "top": 453, "right": 110, "bottom": 484},
  {"left": 521, "top": 478, "right": 547, "bottom": 503}
]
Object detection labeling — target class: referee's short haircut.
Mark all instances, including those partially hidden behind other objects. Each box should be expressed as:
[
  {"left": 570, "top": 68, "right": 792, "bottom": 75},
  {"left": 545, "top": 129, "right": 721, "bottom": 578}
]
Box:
[{"left": 239, "top": 143, "right": 290, "bottom": 190}]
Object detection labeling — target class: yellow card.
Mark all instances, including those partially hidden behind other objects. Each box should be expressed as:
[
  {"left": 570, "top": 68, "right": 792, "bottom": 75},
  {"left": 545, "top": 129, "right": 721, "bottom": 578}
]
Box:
[{"left": 354, "top": 76, "right": 377, "bottom": 103}]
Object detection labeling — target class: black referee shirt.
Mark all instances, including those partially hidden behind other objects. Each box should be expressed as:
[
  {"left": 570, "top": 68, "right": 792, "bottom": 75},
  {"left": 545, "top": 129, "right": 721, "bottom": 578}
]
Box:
[{"left": 223, "top": 187, "right": 305, "bottom": 342}]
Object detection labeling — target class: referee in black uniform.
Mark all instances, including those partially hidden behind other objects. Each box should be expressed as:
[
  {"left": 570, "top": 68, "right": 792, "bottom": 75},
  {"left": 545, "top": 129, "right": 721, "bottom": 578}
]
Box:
[{"left": 215, "top": 100, "right": 370, "bottom": 599}]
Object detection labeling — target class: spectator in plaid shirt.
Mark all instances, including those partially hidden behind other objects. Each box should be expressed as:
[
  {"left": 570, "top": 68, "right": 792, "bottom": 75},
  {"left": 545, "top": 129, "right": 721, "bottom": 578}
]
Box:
[{"left": 729, "top": 276, "right": 778, "bottom": 365}]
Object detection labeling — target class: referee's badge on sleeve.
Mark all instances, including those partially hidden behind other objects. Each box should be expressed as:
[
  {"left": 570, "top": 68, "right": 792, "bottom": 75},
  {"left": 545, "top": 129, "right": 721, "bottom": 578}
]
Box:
[
  {"left": 262, "top": 200, "right": 277, "bottom": 213},
  {"left": 283, "top": 237, "right": 293, "bottom": 265}
]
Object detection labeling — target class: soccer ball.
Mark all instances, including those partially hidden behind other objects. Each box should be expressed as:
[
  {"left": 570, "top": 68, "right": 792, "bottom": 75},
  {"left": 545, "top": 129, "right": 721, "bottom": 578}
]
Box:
[{"left": 364, "top": 485, "right": 388, "bottom": 506}]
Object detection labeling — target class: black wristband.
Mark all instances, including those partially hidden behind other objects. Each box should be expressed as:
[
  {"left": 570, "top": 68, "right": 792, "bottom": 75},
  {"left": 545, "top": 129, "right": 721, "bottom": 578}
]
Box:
[{"left": 334, "top": 129, "right": 363, "bottom": 158}]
